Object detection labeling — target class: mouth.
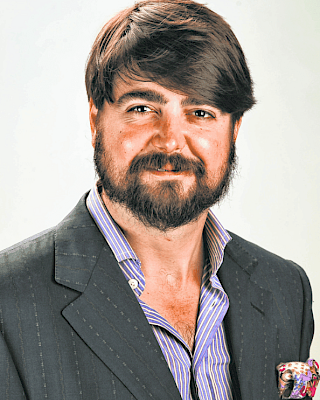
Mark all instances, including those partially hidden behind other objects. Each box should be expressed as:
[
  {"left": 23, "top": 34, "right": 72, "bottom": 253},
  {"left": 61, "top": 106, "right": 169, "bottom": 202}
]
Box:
[
  {"left": 146, "top": 167, "right": 190, "bottom": 178},
  {"left": 156, "top": 168, "right": 179, "bottom": 172},
  {"left": 154, "top": 164, "right": 181, "bottom": 173},
  {"left": 138, "top": 161, "right": 196, "bottom": 182}
]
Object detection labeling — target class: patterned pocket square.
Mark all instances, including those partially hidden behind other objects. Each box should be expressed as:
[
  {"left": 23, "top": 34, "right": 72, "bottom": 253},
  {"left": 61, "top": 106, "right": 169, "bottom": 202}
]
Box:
[{"left": 276, "top": 359, "right": 319, "bottom": 399}]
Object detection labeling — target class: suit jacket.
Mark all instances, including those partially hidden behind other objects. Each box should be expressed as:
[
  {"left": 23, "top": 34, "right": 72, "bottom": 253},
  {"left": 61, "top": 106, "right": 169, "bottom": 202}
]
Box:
[{"left": 0, "top": 193, "right": 314, "bottom": 400}]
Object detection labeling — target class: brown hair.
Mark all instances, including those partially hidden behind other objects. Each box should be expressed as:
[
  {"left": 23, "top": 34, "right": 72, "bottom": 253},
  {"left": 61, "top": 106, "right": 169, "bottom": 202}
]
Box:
[{"left": 85, "top": 0, "right": 255, "bottom": 121}]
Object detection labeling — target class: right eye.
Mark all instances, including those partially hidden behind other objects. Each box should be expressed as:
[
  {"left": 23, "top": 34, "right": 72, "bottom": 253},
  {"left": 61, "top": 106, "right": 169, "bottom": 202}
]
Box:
[{"left": 128, "top": 105, "right": 153, "bottom": 113}]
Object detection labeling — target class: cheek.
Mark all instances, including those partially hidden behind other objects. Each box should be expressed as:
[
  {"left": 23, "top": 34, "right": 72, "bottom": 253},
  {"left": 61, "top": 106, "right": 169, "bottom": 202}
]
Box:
[
  {"left": 191, "top": 135, "right": 230, "bottom": 166},
  {"left": 121, "top": 137, "right": 143, "bottom": 156},
  {"left": 197, "top": 136, "right": 212, "bottom": 151},
  {"left": 118, "top": 125, "right": 155, "bottom": 157}
]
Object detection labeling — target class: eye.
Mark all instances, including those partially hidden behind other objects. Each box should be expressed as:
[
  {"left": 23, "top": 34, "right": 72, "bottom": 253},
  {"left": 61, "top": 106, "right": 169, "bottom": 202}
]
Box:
[
  {"left": 193, "top": 109, "right": 215, "bottom": 118},
  {"left": 129, "top": 105, "right": 153, "bottom": 113}
]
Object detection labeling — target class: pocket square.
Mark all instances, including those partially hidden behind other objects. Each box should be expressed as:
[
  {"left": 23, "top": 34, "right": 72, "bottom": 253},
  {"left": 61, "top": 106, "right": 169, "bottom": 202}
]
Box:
[{"left": 276, "top": 359, "right": 319, "bottom": 399}]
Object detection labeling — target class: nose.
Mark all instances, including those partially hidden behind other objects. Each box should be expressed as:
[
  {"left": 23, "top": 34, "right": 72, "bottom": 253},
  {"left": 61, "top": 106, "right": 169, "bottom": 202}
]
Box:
[{"left": 151, "top": 114, "right": 186, "bottom": 153}]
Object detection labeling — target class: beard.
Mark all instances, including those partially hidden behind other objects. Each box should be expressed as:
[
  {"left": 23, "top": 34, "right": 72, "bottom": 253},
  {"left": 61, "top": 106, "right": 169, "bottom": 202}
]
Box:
[{"left": 94, "top": 131, "right": 237, "bottom": 231}]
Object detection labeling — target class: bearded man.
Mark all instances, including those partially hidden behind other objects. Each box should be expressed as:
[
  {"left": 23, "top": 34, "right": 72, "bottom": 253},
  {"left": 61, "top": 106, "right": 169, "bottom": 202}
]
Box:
[{"left": 0, "top": 1, "right": 315, "bottom": 399}]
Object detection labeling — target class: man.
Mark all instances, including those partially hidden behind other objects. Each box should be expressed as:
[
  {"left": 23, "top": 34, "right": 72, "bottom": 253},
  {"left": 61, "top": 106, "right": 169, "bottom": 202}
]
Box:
[{"left": 0, "top": 0, "right": 315, "bottom": 399}]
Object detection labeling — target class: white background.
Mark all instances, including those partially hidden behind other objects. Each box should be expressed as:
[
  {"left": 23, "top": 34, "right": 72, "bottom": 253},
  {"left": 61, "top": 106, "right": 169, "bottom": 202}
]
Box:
[{"left": 1, "top": 0, "right": 319, "bottom": 395}]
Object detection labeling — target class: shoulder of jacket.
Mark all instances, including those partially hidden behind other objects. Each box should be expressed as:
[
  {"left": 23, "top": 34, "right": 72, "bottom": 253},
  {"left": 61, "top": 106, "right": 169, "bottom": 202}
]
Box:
[
  {"left": 226, "top": 230, "right": 308, "bottom": 280},
  {"left": 0, "top": 227, "right": 56, "bottom": 279}
]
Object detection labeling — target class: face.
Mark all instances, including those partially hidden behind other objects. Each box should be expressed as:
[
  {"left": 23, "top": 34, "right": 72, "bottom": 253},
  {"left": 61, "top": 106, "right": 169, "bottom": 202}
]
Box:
[{"left": 90, "top": 78, "right": 241, "bottom": 231}]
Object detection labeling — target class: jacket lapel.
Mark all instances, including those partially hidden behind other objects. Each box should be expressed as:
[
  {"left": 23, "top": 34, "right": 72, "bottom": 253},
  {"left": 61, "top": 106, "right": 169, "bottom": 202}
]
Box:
[
  {"left": 55, "top": 194, "right": 181, "bottom": 400},
  {"left": 219, "top": 234, "right": 279, "bottom": 400}
]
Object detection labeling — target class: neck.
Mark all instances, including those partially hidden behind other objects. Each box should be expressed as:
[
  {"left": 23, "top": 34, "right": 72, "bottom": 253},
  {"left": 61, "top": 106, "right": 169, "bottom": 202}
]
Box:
[{"left": 101, "top": 190, "right": 208, "bottom": 283}]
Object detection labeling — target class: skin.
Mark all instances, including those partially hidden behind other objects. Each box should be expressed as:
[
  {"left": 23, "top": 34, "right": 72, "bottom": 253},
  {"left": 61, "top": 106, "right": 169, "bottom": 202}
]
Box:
[{"left": 89, "top": 77, "right": 241, "bottom": 351}]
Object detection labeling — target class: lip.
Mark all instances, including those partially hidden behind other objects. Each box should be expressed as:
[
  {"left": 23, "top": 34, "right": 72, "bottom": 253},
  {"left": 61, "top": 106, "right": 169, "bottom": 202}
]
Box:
[
  {"left": 152, "top": 163, "right": 182, "bottom": 173},
  {"left": 144, "top": 169, "right": 193, "bottom": 178},
  {"left": 150, "top": 169, "right": 183, "bottom": 175}
]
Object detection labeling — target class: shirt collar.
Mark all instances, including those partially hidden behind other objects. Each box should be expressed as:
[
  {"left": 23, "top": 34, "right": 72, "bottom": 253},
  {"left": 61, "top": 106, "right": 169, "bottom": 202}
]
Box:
[
  {"left": 204, "top": 210, "right": 231, "bottom": 275},
  {"left": 86, "top": 183, "right": 138, "bottom": 263},
  {"left": 86, "top": 183, "right": 231, "bottom": 274}
]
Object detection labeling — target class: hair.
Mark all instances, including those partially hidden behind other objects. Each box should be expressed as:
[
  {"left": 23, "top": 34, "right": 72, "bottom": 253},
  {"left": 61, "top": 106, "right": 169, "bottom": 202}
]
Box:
[{"left": 85, "top": 0, "right": 256, "bottom": 123}]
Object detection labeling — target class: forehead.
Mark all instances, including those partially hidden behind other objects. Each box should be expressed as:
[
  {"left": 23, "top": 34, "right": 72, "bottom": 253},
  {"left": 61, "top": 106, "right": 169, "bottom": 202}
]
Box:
[{"left": 112, "top": 76, "right": 222, "bottom": 109}]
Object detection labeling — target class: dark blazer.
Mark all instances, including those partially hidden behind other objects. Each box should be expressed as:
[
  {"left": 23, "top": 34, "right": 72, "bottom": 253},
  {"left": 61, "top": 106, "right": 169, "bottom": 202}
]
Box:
[{"left": 0, "top": 194, "right": 314, "bottom": 400}]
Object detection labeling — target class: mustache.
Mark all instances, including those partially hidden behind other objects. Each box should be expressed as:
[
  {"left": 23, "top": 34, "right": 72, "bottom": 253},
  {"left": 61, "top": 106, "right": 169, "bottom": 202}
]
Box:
[{"left": 129, "top": 152, "right": 205, "bottom": 176}]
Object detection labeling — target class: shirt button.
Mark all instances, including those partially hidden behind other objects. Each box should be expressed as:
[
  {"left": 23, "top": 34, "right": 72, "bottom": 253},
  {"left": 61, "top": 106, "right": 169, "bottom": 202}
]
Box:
[{"left": 128, "top": 279, "right": 138, "bottom": 290}]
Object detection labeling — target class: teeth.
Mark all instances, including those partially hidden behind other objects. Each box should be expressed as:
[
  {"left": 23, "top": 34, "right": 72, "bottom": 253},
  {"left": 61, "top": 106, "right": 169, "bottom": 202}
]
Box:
[{"left": 156, "top": 168, "right": 179, "bottom": 172}]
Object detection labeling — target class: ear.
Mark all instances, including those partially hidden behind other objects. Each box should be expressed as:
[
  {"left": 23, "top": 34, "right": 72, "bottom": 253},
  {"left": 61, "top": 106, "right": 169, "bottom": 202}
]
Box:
[
  {"left": 233, "top": 116, "right": 242, "bottom": 143},
  {"left": 89, "top": 98, "right": 99, "bottom": 148}
]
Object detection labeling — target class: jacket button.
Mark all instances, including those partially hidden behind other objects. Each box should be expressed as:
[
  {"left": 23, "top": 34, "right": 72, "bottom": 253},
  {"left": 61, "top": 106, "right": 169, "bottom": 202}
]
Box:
[{"left": 128, "top": 279, "right": 138, "bottom": 290}]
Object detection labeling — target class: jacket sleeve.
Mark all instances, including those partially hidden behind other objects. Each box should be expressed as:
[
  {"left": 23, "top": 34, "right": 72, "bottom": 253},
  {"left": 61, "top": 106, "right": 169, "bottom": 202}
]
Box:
[
  {"left": 0, "top": 331, "right": 27, "bottom": 399},
  {"left": 291, "top": 261, "right": 315, "bottom": 400},
  {"left": 291, "top": 261, "right": 315, "bottom": 361}
]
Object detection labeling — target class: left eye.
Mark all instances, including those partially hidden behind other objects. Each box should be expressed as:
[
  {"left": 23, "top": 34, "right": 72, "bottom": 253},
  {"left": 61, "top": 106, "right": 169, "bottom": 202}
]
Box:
[
  {"left": 194, "top": 110, "right": 213, "bottom": 118},
  {"left": 129, "top": 105, "right": 152, "bottom": 113}
]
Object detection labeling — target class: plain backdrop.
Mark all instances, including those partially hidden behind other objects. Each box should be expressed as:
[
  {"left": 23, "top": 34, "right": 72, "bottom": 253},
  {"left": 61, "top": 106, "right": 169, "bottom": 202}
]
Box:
[{"left": 1, "top": 0, "right": 319, "bottom": 394}]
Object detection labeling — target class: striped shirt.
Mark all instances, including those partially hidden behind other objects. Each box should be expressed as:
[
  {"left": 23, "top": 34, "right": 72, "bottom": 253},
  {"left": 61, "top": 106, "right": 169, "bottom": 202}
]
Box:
[{"left": 87, "top": 184, "right": 233, "bottom": 400}]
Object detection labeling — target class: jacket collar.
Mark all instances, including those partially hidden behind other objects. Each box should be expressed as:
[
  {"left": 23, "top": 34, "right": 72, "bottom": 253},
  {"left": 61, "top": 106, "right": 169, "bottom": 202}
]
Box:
[{"left": 54, "top": 193, "right": 106, "bottom": 292}]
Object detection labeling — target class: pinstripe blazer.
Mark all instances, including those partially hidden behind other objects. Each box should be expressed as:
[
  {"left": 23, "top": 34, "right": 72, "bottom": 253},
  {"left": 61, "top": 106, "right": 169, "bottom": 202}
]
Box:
[{"left": 0, "top": 193, "right": 314, "bottom": 400}]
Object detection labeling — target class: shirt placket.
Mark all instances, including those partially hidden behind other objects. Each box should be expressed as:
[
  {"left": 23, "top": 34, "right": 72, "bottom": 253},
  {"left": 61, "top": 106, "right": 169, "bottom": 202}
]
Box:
[{"left": 191, "top": 271, "right": 229, "bottom": 399}]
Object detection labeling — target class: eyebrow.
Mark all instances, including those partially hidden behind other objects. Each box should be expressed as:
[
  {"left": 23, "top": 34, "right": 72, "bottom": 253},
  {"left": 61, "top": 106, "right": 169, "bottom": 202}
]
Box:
[
  {"left": 181, "top": 97, "right": 212, "bottom": 107},
  {"left": 116, "top": 90, "right": 168, "bottom": 106}
]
